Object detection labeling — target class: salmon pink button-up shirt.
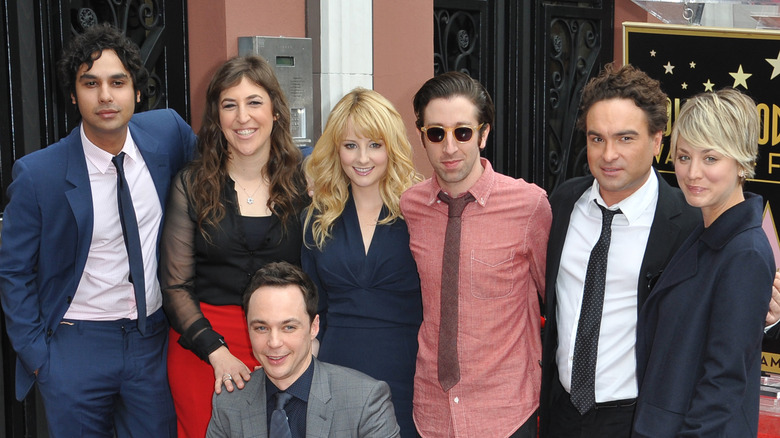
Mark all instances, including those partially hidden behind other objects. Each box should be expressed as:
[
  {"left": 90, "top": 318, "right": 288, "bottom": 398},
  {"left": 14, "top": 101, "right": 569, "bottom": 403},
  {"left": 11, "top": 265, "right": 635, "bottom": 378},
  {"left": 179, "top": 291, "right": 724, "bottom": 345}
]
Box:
[{"left": 400, "top": 159, "right": 551, "bottom": 438}]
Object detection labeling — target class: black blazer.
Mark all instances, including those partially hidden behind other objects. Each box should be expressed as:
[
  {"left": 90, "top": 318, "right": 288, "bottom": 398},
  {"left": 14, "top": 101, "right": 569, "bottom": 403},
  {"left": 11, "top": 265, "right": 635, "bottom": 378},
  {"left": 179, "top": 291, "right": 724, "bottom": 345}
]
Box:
[
  {"left": 538, "top": 171, "right": 700, "bottom": 437},
  {"left": 632, "top": 193, "right": 773, "bottom": 437}
]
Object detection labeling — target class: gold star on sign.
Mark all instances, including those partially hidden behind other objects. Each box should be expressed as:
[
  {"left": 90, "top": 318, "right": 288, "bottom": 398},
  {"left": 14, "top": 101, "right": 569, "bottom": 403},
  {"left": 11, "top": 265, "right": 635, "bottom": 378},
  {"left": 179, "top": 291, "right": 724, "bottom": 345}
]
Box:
[
  {"left": 682, "top": 82, "right": 688, "bottom": 90},
  {"left": 703, "top": 79, "right": 715, "bottom": 92},
  {"left": 729, "top": 65, "right": 752, "bottom": 89},
  {"left": 650, "top": 50, "right": 656, "bottom": 57},
  {"left": 767, "top": 51, "right": 780, "bottom": 80},
  {"left": 663, "top": 62, "right": 675, "bottom": 74},
  {"left": 689, "top": 61, "right": 696, "bottom": 68}
]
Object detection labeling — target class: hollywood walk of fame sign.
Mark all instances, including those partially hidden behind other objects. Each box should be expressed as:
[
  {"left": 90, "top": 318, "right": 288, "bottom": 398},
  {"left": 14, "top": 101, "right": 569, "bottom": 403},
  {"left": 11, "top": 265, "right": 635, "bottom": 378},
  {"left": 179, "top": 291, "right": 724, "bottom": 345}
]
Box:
[{"left": 624, "top": 22, "right": 780, "bottom": 360}]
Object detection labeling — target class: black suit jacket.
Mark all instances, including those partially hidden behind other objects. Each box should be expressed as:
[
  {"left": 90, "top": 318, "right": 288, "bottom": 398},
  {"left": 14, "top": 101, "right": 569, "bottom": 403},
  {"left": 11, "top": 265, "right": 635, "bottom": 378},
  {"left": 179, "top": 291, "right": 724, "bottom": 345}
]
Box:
[{"left": 538, "top": 171, "right": 700, "bottom": 437}]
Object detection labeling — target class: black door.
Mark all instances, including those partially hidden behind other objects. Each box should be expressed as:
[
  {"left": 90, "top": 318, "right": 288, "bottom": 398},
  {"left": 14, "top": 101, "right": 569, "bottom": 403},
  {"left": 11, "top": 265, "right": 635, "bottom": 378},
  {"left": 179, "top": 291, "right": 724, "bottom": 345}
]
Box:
[{"left": 433, "top": 0, "right": 614, "bottom": 192}]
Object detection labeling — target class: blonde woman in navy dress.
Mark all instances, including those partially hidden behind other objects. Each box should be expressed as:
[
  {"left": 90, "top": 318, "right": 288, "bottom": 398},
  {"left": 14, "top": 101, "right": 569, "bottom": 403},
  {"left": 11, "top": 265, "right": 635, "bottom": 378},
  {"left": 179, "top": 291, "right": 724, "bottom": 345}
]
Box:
[
  {"left": 160, "top": 56, "right": 307, "bottom": 437},
  {"left": 302, "top": 88, "right": 422, "bottom": 437}
]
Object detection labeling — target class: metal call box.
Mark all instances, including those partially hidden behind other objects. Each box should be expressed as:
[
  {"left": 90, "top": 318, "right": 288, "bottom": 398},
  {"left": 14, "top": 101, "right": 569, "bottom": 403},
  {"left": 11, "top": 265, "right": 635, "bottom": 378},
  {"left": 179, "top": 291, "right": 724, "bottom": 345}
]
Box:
[{"left": 238, "top": 36, "right": 314, "bottom": 148}]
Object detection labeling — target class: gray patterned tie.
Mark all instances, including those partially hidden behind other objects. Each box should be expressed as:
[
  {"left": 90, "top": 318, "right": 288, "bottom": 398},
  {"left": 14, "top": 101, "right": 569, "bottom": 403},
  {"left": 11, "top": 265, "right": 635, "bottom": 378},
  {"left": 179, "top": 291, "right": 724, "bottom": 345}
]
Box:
[
  {"left": 570, "top": 201, "right": 621, "bottom": 414},
  {"left": 270, "top": 391, "right": 293, "bottom": 438}
]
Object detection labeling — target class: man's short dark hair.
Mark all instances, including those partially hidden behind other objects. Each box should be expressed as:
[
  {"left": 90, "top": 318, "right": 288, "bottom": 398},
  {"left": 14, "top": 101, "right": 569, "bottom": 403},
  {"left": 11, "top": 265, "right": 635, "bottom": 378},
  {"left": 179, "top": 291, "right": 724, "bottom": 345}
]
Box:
[
  {"left": 577, "top": 63, "right": 668, "bottom": 134},
  {"left": 57, "top": 23, "right": 149, "bottom": 99},
  {"left": 412, "top": 71, "right": 494, "bottom": 138},
  {"left": 242, "top": 262, "right": 318, "bottom": 322}
]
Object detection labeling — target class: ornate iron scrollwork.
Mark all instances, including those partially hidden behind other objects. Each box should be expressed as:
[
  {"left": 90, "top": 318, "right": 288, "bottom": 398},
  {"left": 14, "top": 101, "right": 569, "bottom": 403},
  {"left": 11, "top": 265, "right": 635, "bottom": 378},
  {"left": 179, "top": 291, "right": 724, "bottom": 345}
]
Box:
[
  {"left": 545, "top": 16, "right": 601, "bottom": 191},
  {"left": 434, "top": 8, "right": 480, "bottom": 77},
  {"left": 66, "top": 0, "right": 164, "bottom": 110}
]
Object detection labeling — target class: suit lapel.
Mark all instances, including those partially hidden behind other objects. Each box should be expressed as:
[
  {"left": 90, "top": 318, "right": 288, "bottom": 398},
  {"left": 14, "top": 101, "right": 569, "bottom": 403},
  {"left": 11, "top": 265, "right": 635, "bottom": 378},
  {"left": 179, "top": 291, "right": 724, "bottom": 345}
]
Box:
[
  {"left": 243, "top": 375, "right": 269, "bottom": 438},
  {"left": 547, "top": 177, "right": 591, "bottom": 284},
  {"left": 306, "top": 359, "right": 333, "bottom": 438},
  {"left": 546, "top": 176, "right": 593, "bottom": 318},
  {"left": 644, "top": 234, "right": 699, "bottom": 304},
  {"left": 63, "top": 128, "right": 94, "bottom": 280},
  {"left": 129, "top": 121, "right": 169, "bottom": 204},
  {"left": 637, "top": 173, "right": 692, "bottom": 307}
]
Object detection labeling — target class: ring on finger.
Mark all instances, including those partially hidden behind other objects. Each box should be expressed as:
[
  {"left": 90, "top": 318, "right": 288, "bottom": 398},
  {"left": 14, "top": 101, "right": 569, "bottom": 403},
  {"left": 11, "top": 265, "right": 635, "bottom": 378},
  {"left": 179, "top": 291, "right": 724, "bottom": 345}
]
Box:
[{"left": 222, "top": 373, "right": 233, "bottom": 382}]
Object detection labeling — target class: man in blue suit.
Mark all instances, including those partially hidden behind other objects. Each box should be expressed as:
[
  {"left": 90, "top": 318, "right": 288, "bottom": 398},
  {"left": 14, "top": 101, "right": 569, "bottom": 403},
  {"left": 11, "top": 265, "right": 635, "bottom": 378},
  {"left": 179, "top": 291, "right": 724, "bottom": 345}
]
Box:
[{"left": 0, "top": 23, "right": 195, "bottom": 437}]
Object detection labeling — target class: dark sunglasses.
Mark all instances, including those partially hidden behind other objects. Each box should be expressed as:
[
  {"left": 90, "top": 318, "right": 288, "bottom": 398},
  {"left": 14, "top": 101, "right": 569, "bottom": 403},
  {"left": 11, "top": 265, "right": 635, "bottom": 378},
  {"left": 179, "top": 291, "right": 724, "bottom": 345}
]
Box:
[{"left": 420, "top": 123, "right": 484, "bottom": 143}]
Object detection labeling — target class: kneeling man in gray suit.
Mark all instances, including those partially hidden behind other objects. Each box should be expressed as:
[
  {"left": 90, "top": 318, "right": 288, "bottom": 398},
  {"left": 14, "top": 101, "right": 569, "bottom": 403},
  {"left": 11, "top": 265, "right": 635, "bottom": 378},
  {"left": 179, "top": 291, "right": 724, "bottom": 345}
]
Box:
[{"left": 206, "top": 261, "right": 400, "bottom": 438}]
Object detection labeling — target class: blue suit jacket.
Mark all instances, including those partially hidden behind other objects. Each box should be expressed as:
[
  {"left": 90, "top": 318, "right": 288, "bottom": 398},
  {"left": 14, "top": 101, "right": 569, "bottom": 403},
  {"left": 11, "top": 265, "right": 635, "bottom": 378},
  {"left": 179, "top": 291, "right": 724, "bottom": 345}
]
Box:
[
  {"left": 632, "top": 193, "right": 774, "bottom": 437},
  {"left": 206, "top": 357, "right": 400, "bottom": 438},
  {"left": 0, "top": 109, "right": 195, "bottom": 400}
]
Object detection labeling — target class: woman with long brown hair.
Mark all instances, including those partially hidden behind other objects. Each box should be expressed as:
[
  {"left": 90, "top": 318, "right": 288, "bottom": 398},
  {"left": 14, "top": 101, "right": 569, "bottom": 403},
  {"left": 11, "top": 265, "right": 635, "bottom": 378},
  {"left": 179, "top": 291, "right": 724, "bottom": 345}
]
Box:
[{"left": 160, "top": 55, "right": 306, "bottom": 437}]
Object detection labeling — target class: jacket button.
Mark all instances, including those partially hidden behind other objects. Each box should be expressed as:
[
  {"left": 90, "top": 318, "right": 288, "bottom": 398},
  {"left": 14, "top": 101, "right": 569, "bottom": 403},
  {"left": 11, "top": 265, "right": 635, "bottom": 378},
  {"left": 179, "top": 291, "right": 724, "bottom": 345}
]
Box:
[
  {"left": 66, "top": 296, "right": 72, "bottom": 304},
  {"left": 46, "top": 329, "right": 53, "bottom": 336}
]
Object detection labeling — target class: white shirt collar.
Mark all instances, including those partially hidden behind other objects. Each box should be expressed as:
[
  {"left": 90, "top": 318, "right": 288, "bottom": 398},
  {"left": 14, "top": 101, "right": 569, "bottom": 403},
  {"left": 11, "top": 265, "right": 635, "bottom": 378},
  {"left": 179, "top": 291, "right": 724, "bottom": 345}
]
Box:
[
  {"left": 587, "top": 170, "right": 660, "bottom": 225},
  {"left": 80, "top": 123, "right": 139, "bottom": 174}
]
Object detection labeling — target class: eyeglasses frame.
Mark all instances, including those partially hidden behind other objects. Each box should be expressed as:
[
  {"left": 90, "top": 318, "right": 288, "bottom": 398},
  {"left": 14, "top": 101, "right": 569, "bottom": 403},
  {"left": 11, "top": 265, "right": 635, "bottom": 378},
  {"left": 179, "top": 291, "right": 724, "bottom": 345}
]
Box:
[{"left": 419, "top": 123, "right": 485, "bottom": 144}]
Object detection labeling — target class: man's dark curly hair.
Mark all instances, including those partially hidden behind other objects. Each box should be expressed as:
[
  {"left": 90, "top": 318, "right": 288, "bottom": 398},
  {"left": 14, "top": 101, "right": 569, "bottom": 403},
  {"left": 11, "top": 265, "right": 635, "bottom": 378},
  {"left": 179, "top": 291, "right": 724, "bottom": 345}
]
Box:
[
  {"left": 57, "top": 23, "right": 149, "bottom": 99},
  {"left": 577, "top": 63, "right": 668, "bottom": 135}
]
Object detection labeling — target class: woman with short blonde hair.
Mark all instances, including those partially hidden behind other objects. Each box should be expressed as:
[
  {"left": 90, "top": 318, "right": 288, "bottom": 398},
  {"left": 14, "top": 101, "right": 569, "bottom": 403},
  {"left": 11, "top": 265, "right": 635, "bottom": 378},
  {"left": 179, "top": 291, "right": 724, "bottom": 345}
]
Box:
[{"left": 633, "top": 88, "right": 773, "bottom": 437}]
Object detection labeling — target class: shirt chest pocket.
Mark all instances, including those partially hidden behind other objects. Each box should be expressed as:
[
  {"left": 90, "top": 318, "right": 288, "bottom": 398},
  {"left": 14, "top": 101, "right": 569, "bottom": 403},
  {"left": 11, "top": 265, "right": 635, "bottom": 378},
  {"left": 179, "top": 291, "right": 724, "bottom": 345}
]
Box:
[{"left": 469, "top": 249, "right": 516, "bottom": 299}]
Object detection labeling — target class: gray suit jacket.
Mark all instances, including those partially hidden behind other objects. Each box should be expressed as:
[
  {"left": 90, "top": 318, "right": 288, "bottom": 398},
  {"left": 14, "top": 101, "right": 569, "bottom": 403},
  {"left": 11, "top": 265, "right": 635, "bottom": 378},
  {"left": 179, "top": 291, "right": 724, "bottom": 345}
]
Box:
[{"left": 206, "top": 357, "right": 400, "bottom": 438}]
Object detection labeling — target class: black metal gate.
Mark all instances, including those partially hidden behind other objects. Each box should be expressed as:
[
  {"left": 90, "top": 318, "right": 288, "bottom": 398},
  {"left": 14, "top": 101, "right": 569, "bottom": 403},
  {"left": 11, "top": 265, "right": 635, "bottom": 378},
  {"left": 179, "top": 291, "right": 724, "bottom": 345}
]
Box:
[
  {"left": 1, "top": 1, "right": 189, "bottom": 436},
  {"left": 432, "top": 0, "right": 614, "bottom": 193}
]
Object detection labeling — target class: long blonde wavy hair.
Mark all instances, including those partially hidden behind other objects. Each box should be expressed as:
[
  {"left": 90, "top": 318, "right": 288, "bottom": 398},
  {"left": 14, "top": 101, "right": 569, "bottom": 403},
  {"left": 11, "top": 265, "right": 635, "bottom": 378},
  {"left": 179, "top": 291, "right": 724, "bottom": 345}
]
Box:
[{"left": 304, "top": 88, "right": 420, "bottom": 249}]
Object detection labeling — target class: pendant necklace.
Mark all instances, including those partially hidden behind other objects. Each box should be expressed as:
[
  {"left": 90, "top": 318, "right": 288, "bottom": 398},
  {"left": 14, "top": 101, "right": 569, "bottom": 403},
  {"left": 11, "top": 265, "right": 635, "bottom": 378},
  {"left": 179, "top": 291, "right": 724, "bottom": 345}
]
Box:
[{"left": 234, "top": 179, "right": 263, "bottom": 205}]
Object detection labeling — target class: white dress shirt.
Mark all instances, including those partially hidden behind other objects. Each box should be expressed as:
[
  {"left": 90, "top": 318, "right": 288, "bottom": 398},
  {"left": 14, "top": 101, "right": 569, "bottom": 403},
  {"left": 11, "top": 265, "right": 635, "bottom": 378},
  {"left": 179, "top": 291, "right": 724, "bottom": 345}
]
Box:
[
  {"left": 556, "top": 172, "right": 659, "bottom": 402},
  {"left": 64, "top": 125, "right": 163, "bottom": 321}
]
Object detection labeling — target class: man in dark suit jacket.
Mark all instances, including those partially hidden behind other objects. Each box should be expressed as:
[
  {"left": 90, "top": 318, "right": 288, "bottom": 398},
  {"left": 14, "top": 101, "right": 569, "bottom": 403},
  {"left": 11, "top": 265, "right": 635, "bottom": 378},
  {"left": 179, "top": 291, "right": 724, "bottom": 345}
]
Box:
[
  {"left": 538, "top": 64, "right": 701, "bottom": 438},
  {"left": 0, "top": 24, "right": 195, "bottom": 437},
  {"left": 538, "top": 64, "right": 780, "bottom": 437},
  {"left": 207, "top": 262, "right": 400, "bottom": 438}
]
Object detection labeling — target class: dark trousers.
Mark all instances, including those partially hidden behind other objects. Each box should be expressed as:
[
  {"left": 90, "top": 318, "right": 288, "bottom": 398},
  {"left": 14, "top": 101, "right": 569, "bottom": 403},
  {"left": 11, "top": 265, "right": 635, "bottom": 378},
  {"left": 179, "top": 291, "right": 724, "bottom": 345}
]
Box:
[
  {"left": 36, "top": 308, "right": 176, "bottom": 438},
  {"left": 547, "top": 378, "right": 635, "bottom": 438},
  {"left": 508, "top": 413, "right": 538, "bottom": 438}
]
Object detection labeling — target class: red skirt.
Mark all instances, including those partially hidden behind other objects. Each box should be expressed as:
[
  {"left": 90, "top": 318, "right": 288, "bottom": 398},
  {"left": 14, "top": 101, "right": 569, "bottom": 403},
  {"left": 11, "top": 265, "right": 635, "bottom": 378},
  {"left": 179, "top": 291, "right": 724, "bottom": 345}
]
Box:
[{"left": 167, "top": 303, "right": 261, "bottom": 438}]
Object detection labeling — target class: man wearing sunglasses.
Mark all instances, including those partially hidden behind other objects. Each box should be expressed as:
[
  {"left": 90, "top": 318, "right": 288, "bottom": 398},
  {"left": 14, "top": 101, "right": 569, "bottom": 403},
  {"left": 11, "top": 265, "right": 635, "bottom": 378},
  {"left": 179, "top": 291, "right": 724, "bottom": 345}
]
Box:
[{"left": 400, "top": 72, "right": 552, "bottom": 438}]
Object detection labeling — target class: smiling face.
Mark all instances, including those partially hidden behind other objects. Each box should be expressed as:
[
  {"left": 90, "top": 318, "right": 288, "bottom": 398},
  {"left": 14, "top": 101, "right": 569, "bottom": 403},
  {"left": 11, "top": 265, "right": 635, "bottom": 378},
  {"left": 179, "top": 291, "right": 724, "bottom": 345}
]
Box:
[
  {"left": 219, "top": 76, "right": 276, "bottom": 161},
  {"left": 585, "top": 98, "right": 662, "bottom": 206},
  {"left": 72, "top": 49, "right": 140, "bottom": 155},
  {"left": 247, "top": 284, "right": 319, "bottom": 390},
  {"left": 421, "top": 96, "right": 489, "bottom": 196},
  {"left": 338, "top": 118, "right": 388, "bottom": 194},
  {"left": 674, "top": 138, "right": 744, "bottom": 227}
]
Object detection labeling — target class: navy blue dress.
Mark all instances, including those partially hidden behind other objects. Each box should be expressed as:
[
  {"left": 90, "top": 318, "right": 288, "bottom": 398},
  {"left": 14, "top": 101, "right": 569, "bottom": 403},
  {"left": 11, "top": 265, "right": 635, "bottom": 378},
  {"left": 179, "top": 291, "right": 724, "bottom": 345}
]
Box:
[{"left": 302, "top": 195, "right": 423, "bottom": 437}]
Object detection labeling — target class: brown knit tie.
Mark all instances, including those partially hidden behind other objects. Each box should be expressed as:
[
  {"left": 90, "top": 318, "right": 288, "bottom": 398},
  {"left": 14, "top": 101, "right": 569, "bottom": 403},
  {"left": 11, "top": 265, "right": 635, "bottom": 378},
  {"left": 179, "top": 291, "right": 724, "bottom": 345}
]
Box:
[{"left": 437, "top": 191, "right": 475, "bottom": 392}]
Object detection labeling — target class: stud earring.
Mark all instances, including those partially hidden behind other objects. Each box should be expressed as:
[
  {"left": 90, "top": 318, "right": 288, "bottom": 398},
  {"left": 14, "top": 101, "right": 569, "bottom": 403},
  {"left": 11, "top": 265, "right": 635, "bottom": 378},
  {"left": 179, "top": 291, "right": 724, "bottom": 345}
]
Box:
[{"left": 738, "top": 170, "right": 745, "bottom": 178}]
